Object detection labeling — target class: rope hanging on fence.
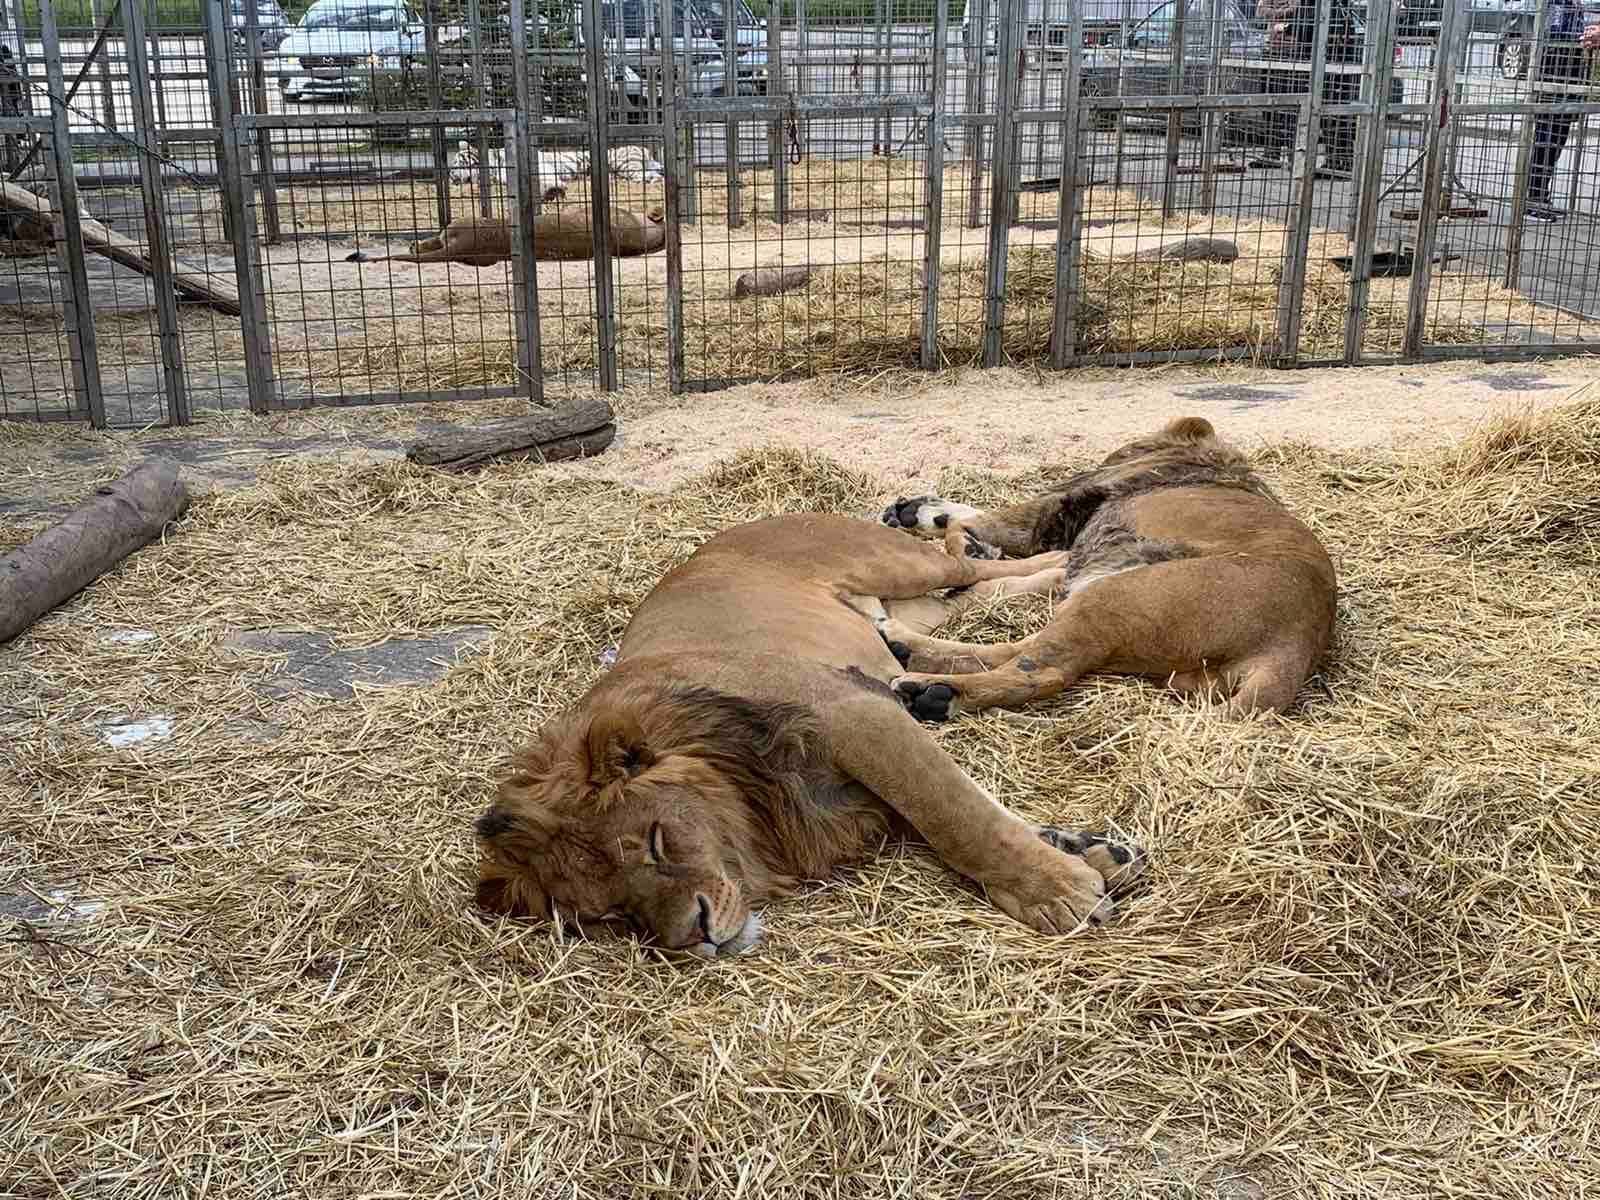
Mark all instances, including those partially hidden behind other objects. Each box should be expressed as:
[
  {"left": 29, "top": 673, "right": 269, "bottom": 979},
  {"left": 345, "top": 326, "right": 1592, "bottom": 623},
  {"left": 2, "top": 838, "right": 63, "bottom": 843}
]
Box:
[{"left": 786, "top": 98, "right": 804, "bottom": 165}]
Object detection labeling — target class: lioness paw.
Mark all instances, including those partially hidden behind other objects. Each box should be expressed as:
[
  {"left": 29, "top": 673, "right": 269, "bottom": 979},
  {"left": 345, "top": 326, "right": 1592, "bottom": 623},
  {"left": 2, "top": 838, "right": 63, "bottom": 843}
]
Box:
[
  {"left": 990, "top": 878, "right": 1111, "bottom": 934},
  {"left": 893, "top": 675, "right": 960, "bottom": 723},
  {"left": 880, "top": 495, "right": 981, "bottom": 536},
  {"left": 1037, "top": 826, "right": 1148, "bottom": 896}
]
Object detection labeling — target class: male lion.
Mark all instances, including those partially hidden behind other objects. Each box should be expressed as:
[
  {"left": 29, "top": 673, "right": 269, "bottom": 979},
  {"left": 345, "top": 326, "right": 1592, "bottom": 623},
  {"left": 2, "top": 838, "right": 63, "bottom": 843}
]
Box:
[
  {"left": 474, "top": 514, "right": 1145, "bottom": 957},
  {"left": 880, "top": 416, "right": 1337, "bottom": 722}
]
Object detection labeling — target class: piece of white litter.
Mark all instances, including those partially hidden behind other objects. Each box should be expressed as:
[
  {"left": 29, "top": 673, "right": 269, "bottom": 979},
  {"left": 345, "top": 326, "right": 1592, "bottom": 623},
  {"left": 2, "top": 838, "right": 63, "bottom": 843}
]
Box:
[
  {"left": 99, "top": 716, "right": 175, "bottom": 749},
  {"left": 598, "top": 646, "right": 618, "bottom": 668},
  {"left": 105, "top": 629, "right": 157, "bottom": 646}
]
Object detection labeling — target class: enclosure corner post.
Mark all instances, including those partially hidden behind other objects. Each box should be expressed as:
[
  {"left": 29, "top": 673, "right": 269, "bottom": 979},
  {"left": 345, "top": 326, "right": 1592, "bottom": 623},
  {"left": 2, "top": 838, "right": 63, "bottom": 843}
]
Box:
[
  {"left": 1048, "top": 0, "right": 1084, "bottom": 370},
  {"left": 980, "top": 0, "right": 1021, "bottom": 368},
  {"left": 203, "top": 0, "right": 276, "bottom": 413},
  {"left": 919, "top": 0, "right": 951, "bottom": 372},
  {"left": 658, "top": 0, "right": 685, "bottom": 393},
  {"left": 581, "top": 0, "right": 618, "bottom": 392},
  {"left": 508, "top": 0, "right": 544, "bottom": 404},
  {"left": 1274, "top": 0, "right": 1331, "bottom": 365},
  {"left": 1403, "top": 0, "right": 1464, "bottom": 359},
  {"left": 1343, "top": 0, "right": 1397, "bottom": 365},
  {"left": 39, "top": 0, "right": 104, "bottom": 427},
  {"left": 122, "top": 0, "right": 190, "bottom": 425}
]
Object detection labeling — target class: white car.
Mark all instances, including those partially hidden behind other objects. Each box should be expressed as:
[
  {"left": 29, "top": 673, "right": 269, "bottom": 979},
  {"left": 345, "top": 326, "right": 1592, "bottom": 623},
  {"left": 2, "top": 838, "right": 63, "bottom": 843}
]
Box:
[{"left": 277, "top": 1, "right": 426, "bottom": 100}]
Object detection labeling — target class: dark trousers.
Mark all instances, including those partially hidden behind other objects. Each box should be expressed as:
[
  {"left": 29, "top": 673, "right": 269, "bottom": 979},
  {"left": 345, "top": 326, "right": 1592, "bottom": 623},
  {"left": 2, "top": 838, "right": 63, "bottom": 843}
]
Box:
[
  {"left": 1260, "top": 66, "right": 1358, "bottom": 168},
  {"left": 1529, "top": 97, "right": 1580, "bottom": 206}
]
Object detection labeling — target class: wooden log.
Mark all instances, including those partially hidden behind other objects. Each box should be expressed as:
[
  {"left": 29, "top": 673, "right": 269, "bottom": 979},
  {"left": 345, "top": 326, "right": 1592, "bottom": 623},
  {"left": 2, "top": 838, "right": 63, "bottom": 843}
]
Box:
[
  {"left": 733, "top": 265, "right": 812, "bottom": 299},
  {"left": 0, "top": 179, "right": 242, "bottom": 315},
  {"left": 405, "top": 397, "right": 616, "bottom": 471},
  {"left": 0, "top": 460, "right": 190, "bottom": 646},
  {"left": 1126, "top": 237, "right": 1239, "bottom": 264}
]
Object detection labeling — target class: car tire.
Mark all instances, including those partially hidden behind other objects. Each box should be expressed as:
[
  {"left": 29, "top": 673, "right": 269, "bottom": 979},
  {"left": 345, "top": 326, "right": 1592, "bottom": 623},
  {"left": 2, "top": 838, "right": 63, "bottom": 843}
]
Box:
[{"left": 1498, "top": 36, "right": 1528, "bottom": 82}]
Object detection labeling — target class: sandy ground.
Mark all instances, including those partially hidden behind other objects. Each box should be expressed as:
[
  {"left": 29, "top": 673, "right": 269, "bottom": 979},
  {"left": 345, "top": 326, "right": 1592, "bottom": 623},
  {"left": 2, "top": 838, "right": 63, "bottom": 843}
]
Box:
[{"left": 2, "top": 353, "right": 1595, "bottom": 520}]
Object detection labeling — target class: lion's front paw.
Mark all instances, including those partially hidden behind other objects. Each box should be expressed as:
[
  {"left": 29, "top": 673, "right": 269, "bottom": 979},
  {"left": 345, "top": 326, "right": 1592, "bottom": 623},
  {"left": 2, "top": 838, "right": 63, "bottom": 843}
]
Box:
[
  {"left": 880, "top": 495, "right": 981, "bottom": 536},
  {"left": 989, "top": 854, "right": 1112, "bottom": 933},
  {"left": 1037, "top": 826, "right": 1148, "bottom": 896},
  {"left": 893, "top": 674, "right": 961, "bottom": 722}
]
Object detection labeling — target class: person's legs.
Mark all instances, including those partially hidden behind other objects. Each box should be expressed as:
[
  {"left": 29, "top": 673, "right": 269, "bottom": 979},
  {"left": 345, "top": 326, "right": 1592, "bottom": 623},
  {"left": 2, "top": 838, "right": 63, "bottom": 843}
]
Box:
[{"left": 1528, "top": 102, "right": 1578, "bottom": 210}]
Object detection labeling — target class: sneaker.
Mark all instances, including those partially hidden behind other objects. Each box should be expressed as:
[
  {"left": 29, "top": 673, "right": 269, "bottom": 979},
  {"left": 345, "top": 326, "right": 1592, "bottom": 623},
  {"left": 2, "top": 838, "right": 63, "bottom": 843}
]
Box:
[{"left": 1525, "top": 206, "right": 1560, "bottom": 223}]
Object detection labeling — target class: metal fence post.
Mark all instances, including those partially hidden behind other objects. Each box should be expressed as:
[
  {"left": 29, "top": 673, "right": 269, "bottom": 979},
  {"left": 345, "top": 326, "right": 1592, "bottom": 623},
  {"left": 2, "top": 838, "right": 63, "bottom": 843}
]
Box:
[
  {"left": 1274, "top": 1, "right": 1331, "bottom": 364},
  {"left": 964, "top": 0, "right": 990, "bottom": 228},
  {"left": 245, "top": 0, "right": 280, "bottom": 243},
  {"left": 721, "top": 0, "right": 742, "bottom": 227},
  {"left": 1403, "top": 0, "right": 1463, "bottom": 359},
  {"left": 581, "top": 0, "right": 618, "bottom": 392},
  {"left": 425, "top": 0, "right": 450, "bottom": 231},
  {"left": 1343, "top": 0, "right": 1398, "bottom": 364},
  {"left": 1200, "top": 0, "right": 1223, "bottom": 213},
  {"left": 1505, "top": 0, "right": 1551, "bottom": 289},
  {"left": 919, "top": 0, "right": 950, "bottom": 370},
  {"left": 658, "top": 0, "right": 684, "bottom": 393},
  {"left": 202, "top": 0, "right": 275, "bottom": 413},
  {"left": 1048, "top": 0, "right": 1083, "bottom": 369},
  {"left": 122, "top": 0, "right": 189, "bottom": 425},
  {"left": 1160, "top": 0, "right": 1186, "bottom": 219},
  {"left": 767, "top": 2, "right": 787, "bottom": 223},
  {"left": 509, "top": 0, "right": 543, "bottom": 403},
  {"left": 39, "top": 0, "right": 104, "bottom": 427},
  {"left": 980, "top": 0, "right": 1021, "bottom": 366},
  {"left": 468, "top": 0, "right": 493, "bottom": 218}
]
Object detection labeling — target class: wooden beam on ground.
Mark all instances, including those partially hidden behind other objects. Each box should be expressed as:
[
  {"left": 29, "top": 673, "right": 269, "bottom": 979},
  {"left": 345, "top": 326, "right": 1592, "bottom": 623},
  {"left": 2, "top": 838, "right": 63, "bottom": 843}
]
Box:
[
  {"left": 0, "top": 179, "right": 241, "bottom": 315},
  {"left": 0, "top": 460, "right": 190, "bottom": 646},
  {"left": 405, "top": 397, "right": 616, "bottom": 471}
]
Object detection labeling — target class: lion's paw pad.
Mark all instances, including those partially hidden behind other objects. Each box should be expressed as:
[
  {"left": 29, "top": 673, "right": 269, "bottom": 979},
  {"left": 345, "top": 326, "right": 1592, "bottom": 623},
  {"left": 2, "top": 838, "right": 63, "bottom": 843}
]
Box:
[
  {"left": 893, "top": 677, "right": 958, "bottom": 723},
  {"left": 881, "top": 495, "right": 942, "bottom": 530}
]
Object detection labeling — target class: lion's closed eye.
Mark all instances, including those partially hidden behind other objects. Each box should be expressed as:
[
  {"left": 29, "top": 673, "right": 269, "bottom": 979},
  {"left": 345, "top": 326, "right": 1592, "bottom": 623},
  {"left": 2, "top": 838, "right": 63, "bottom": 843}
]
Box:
[{"left": 647, "top": 822, "right": 667, "bottom": 864}]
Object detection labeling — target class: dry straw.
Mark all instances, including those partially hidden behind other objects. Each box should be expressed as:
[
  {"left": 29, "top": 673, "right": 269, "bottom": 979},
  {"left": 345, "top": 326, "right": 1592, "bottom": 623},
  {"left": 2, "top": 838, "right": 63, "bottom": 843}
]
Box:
[{"left": 2, "top": 398, "right": 1598, "bottom": 1197}]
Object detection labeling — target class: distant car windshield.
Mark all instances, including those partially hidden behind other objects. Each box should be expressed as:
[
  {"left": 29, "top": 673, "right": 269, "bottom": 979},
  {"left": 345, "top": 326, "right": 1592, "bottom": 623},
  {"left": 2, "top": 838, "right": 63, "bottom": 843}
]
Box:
[
  {"left": 696, "top": 0, "right": 759, "bottom": 29},
  {"left": 302, "top": 4, "right": 406, "bottom": 30}
]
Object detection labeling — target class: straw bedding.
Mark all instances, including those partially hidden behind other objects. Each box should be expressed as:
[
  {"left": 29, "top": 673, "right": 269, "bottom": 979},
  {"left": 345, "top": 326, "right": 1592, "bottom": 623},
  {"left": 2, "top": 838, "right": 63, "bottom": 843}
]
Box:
[{"left": 3, "top": 400, "right": 1598, "bottom": 1197}]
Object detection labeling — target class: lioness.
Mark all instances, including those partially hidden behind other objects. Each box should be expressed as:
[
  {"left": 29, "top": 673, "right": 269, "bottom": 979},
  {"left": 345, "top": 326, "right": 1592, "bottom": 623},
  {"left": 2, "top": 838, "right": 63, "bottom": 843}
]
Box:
[
  {"left": 474, "top": 515, "right": 1145, "bottom": 957},
  {"left": 346, "top": 206, "right": 665, "bottom": 268},
  {"left": 880, "top": 416, "right": 1337, "bottom": 722}
]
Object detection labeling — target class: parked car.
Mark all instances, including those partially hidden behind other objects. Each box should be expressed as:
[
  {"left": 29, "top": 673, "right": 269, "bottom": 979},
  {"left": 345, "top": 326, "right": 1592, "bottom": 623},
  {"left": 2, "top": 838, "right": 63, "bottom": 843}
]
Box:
[
  {"left": 961, "top": 0, "right": 1168, "bottom": 56},
  {"left": 276, "top": 1, "right": 434, "bottom": 101},
  {"left": 231, "top": 0, "right": 290, "bottom": 51},
  {"left": 1078, "top": 0, "right": 1403, "bottom": 137}
]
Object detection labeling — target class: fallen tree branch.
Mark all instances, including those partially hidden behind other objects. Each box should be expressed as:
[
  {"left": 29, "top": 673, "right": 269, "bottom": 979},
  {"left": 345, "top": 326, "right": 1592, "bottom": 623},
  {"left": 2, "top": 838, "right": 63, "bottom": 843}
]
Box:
[
  {"left": 0, "top": 460, "right": 190, "bottom": 646},
  {"left": 405, "top": 397, "right": 616, "bottom": 471}
]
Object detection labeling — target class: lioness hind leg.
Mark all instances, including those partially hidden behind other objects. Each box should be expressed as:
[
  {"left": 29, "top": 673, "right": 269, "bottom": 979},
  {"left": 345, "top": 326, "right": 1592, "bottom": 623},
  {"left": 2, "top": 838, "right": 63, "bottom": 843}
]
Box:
[{"left": 1036, "top": 827, "right": 1147, "bottom": 896}]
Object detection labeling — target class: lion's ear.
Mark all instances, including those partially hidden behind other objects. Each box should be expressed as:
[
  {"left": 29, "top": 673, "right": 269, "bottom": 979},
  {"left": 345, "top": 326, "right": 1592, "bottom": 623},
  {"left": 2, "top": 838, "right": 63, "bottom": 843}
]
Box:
[
  {"left": 474, "top": 802, "right": 554, "bottom": 866},
  {"left": 1163, "top": 416, "right": 1216, "bottom": 443},
  {"left": 585, "top": 712, "right": 656, "bottom": 785}
]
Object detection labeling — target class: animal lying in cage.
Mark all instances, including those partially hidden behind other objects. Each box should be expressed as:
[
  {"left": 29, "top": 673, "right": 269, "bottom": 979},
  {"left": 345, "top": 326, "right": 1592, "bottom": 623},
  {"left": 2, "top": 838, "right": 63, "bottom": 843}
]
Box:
[
  {"left": 447, "top": 140, "right": 665, "bottom": 199},
  {"left": 345, "top": 206, "right": 667, "bottom": 267}
]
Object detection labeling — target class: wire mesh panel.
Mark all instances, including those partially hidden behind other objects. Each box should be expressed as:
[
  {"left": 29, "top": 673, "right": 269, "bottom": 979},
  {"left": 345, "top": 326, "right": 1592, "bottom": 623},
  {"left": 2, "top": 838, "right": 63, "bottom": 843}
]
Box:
[
  {"left": 1412, "top": 0, "right": 1600, "bottom": 356},
  {"left": 0, "top": 117, "right": 82, "bottom": 421},
  {"left": 665, "top": 0, "right": 940, "bottom": 389}
]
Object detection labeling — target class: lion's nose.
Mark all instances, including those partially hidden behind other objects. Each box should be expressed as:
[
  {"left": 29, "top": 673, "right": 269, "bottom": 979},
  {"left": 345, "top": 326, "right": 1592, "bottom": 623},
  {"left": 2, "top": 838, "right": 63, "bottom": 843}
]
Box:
[{"left": 695, "top": 894, "right": 713, "bottom": 943}]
